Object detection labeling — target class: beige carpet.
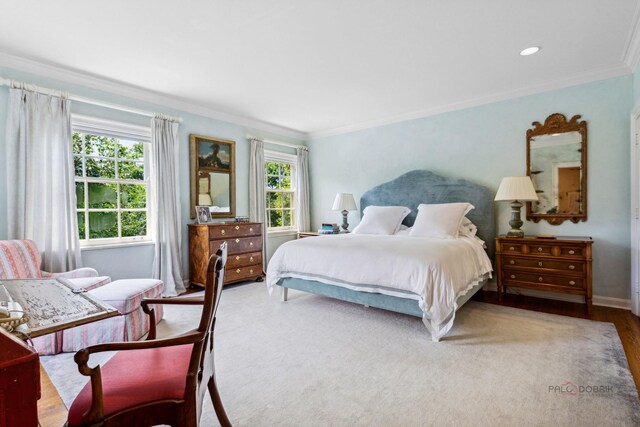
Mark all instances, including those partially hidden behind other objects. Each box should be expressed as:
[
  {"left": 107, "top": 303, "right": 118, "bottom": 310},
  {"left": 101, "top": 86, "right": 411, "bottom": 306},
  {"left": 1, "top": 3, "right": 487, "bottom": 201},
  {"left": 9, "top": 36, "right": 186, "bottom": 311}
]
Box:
[{"left": 43, "top": 282, "right": 640, "bottom": 426}]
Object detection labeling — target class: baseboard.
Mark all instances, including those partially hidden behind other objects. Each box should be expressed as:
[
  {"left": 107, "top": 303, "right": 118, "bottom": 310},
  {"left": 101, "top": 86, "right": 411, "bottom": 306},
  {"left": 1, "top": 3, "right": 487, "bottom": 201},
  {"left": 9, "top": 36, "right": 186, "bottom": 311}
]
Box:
[
  {"left": 592, "top": 296, "right": 632, "bottom": 310},
  {"left": 482, "top": 281, "right": 631, "bottom": 310}
]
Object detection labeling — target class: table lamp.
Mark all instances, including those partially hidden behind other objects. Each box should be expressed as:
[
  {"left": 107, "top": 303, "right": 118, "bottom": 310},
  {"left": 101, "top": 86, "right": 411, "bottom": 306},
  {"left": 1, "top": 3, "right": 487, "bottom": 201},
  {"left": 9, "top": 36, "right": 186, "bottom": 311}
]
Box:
[
  {"left": 494, "top": 176, "right": 539, "bottom": 238},
  {"left": 332, "top": 193, "right": 357, "bottom": 232}
]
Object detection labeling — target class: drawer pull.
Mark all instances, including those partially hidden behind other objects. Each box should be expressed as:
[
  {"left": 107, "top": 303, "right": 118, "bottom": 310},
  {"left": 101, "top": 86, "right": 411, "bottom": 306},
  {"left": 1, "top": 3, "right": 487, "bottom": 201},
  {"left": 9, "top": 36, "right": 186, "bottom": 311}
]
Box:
[
  {"left": 569, "top": 280, "right": 576, "bottom": 285},
  {"left": 510, "top": 274, "right": 516, "bottom": 279},
  {"left": 569, "top": 265, "right": 575, "bottom": 270},
  {"left": 235, "top": 238, "right": 240, "bottom": 243},
  {"left": 235, "top": 225, "right": 240, "bottom": 230},
  {"left": 250, "top": 242, "right": 254, "bottom": 246},
  {"left": 509, "top": 246, "right": 515, "bottom": 251},
  {"left": 509, "top": 260, "right": 515, "bottom": 265},
  {"left": 569, "top": 250, "right": 575, "bottom": 255},
  {"left": 537, "top": 247, "right": 543, "bottom": 252},
  {"left": 250, "top": 256, "right": 254, "bottom": 262},
  {"left": 235, "top": 256, "right": 240, "bottom": 261},
  {"left": 250, "top": 227, "right": 254, "bottom": 232},
  {"left": 250, "top": 269, "right": 254, "bottom": 274},
  {"left": 236, "top": 269, "right": 241, "bottom": 273},
  {"left": 538, "top": 277, "right": 543, "bottom": 282},
  {"left": 538, "top": 262, "right": 543, "bottom": 267},
  {"left": 221, "top": 229, "right": 225, "bottom": 235}
]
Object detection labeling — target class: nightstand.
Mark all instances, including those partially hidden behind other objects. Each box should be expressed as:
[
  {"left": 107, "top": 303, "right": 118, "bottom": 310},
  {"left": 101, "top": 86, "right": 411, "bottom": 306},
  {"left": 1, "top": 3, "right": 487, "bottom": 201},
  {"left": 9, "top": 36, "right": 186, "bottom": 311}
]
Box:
[
  {"left": 298, "top": 232, "right": 321, "bottom": 238},
  {"left": 495, "top": 235, "right": 593, "bottom": 311},
  {"left": 298, "top": 231, "right": 346, "bottom": 238}
]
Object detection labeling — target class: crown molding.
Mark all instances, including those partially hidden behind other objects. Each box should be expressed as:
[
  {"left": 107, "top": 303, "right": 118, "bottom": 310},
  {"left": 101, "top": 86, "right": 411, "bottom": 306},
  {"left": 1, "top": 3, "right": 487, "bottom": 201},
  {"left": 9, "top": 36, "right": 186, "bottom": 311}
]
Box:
[
  {"left": 1, "top": 51, "right": 632, "bottom": 143},
  {"left": 622, "top": 0, "right": 640, "bottom": 70},
  {"left": 308, "top": 64, "right": 632, "bottom": 140},
  {"left": 0, "top": 51, "right": 307, "bottom": 140}
]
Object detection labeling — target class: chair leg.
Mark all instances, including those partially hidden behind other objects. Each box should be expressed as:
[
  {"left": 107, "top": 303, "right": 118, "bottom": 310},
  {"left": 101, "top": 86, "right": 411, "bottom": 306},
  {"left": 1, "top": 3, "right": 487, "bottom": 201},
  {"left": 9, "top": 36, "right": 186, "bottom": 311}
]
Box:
[{"left": 208, "top": 376, "right": 232, "bottom": 427}]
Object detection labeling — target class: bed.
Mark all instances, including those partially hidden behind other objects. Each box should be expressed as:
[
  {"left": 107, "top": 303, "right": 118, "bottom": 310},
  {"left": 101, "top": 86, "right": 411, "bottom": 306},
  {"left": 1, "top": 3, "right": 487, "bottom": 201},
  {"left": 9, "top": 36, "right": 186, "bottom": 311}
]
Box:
[{"left": 266, "top": 170, "right": 495, "bottom": 341}]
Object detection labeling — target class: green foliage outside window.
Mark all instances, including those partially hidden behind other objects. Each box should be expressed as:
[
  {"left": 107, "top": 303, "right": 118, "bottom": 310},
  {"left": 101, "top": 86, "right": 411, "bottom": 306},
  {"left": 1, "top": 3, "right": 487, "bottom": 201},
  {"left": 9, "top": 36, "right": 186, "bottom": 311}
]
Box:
[
  {"left": 74, "top": 132, "right": 148, "bottom": 241},
  {"left": 265, "top": 161, "right": 295, "bottom": 229}
]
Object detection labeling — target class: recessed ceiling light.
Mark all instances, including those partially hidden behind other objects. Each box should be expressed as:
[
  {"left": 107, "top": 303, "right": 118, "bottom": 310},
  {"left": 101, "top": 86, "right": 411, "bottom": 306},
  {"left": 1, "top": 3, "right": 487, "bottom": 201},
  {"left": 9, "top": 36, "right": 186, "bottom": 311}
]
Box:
[{"left": 520, "top": 46, "right": 541, "bottom": 56}]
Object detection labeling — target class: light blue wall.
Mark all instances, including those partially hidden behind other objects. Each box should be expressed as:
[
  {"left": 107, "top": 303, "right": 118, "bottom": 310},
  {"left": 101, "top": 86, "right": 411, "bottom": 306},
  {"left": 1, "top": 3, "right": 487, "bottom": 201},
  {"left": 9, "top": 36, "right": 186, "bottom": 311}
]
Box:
[
  {"left": 308, "top": 75, "right": 633, "bottom": 300},
  {"left": 0, "top": 66, "right": 304, "bottom": 281},
  {"left": 634, "top": 65, "right": 640, "bottom": 107}
]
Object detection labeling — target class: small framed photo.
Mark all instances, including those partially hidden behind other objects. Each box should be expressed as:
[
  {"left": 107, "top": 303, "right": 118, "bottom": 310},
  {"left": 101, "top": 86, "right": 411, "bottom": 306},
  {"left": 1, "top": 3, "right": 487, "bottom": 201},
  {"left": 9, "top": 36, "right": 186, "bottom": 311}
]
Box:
[{"left": 196, "top": 206, "right": 212, "bottom": 224}]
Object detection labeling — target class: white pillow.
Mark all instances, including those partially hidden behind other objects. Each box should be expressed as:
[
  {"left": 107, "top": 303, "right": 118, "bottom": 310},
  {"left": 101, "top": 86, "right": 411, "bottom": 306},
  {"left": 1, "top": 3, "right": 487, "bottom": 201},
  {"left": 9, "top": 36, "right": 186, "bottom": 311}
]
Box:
[
  {"left": 352, "top": 206, "right": 411, "bottom": 235},
  {"left": 395, "top": 225, "right": 411, "bottom": 236},
  {"left": 458, "top": 217, "right": 478, "bottom": 237},
  {"left": 409, "top": 203, "right": 474, "bottom": 239}
]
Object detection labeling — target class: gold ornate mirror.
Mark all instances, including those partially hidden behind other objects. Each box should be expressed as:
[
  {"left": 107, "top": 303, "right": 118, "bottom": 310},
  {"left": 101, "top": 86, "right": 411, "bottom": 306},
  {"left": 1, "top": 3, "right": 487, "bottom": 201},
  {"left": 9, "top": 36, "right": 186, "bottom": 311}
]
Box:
[
  {"left": 526, "top": 113, "right": 587, "bottom": 225},
  {"left": 189, "top": 134, "right": 235, "bottom": 219}
]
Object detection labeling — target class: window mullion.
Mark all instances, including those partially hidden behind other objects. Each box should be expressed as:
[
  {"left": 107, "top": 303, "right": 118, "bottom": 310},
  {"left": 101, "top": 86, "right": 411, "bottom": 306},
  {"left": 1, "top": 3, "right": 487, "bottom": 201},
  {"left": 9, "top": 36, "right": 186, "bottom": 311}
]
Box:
[
  {"left": 84, "top": 181, "right": 89, "bottom": 240},
  {"left": 117, "top": 181, "right": 122, "bottom": 239}
]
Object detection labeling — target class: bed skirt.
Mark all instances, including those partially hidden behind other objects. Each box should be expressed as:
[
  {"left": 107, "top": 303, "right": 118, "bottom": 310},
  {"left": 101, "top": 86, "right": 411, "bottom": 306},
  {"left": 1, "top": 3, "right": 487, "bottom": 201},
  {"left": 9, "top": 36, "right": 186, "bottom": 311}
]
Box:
[{"left": 275, "top": 277, "right": 486, "bottom": 340}]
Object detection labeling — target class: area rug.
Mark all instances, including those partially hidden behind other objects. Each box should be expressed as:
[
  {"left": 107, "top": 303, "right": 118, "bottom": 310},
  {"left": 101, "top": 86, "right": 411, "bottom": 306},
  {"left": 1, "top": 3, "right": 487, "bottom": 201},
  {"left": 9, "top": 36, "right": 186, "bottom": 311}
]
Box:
[{"left": 42, "top": 283, "right": 640, "bottom": 426}]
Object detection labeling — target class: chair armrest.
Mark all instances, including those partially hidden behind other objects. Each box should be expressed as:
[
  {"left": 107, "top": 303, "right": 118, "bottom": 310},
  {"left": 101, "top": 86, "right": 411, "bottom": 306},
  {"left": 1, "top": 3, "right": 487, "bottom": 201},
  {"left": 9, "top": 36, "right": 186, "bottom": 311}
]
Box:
[
  {"left": 141, "top": 297, "right": 204, "bottom": 308},
  {"left": 76, "top": 331, "right": 201, "bottom": 360},
  {"left": 43, "top": 267, "right": 99, "bottom": 279},
  {"left": 141, "top": 297, "right": 204, "bottom": 340}
]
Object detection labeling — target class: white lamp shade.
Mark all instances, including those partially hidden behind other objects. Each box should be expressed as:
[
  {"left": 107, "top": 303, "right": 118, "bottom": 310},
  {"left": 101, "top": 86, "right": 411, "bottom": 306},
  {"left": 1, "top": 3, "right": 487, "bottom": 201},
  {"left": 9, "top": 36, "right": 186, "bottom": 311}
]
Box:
[
  {"left": 494, "top": 176, "right": 539, "bottom": 202},
  {"left": 332, "top": 193, "right": 357, "bottom": 211}
]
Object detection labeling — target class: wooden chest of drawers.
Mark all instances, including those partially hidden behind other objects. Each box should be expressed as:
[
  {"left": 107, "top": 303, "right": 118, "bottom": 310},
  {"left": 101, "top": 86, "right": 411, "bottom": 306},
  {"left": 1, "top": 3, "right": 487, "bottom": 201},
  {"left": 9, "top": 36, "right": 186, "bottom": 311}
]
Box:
[
  {"left": 188, "top": 222, "right": 264, "bottom": 287},
  {"left": 495, "top": 236, "right": 593, "bottom": 310}
]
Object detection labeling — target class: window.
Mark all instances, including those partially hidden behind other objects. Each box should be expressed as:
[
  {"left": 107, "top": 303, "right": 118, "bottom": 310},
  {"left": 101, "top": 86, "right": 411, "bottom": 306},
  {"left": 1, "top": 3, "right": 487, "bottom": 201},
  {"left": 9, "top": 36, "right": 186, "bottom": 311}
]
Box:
[
  {"left": 72, "top": 115, "right": 152, "bottom": 246},
  {"left": 265, "top": 151, "right": 297, "bottom": 231}
]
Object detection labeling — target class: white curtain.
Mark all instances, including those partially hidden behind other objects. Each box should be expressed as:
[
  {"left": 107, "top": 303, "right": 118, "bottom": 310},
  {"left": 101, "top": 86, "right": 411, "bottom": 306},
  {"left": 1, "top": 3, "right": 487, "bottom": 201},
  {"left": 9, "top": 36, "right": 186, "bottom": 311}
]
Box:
[
  {"left": 150, "top": 114, "right": 185, "bottom": 296},
  {"left": 249, "top": 138, "right": 267, "bottom": 265},
  {"left": 296, "top": 147, "right": 311, "bottom": 232},
  {"left": 6, "top": 84, "right": 82, "bottom": 272}
]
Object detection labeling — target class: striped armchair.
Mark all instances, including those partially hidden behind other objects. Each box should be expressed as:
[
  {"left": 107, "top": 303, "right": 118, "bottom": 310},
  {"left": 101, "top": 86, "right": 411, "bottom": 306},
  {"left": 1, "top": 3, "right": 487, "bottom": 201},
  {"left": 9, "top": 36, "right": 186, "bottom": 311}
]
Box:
[
  {"left": 0, "top": 240, "right": 111, "bottom": 353},
  {"left": 0, "top": 240, "right": 108, "bottom": 286}
]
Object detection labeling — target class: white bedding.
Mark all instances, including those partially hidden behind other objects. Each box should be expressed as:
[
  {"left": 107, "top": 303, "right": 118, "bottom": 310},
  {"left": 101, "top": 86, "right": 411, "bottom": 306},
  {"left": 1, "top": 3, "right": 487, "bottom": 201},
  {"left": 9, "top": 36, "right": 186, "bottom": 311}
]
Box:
[{"left": 266, "top": 234, "right": 493, "bottom": 341}]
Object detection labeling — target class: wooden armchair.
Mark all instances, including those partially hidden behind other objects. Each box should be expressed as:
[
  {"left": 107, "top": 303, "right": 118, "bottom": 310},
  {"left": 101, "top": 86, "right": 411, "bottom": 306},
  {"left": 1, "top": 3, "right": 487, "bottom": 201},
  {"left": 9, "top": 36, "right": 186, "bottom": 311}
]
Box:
[{"left": 65, "top": 243, "right": 231, "bottom": 427}]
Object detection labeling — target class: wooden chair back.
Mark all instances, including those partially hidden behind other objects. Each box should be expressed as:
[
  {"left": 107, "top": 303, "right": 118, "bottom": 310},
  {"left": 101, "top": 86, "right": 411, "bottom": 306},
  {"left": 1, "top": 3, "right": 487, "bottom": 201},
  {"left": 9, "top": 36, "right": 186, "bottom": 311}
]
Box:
[{"left": 67, "top": 242, "right": 231, "bottom": 427}]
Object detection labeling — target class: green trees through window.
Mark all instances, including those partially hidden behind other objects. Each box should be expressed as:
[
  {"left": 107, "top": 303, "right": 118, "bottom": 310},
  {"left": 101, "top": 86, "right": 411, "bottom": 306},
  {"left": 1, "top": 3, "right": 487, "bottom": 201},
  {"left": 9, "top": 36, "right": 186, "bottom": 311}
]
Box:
[
  {"left": 265, "top": 160, "right": 295, "bottom": 229},
  {"left": 74, "top": 132, "right": 148, "bottom": 242}
]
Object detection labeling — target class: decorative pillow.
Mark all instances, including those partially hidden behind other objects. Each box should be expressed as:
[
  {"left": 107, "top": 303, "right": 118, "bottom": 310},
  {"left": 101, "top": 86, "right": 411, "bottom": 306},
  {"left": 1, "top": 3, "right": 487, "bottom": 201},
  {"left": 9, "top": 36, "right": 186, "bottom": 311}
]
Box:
[
  {"left": 458, "top": 217, "right": 478, "bottom": 238},
  {"left": 409, "top": 203, "right": 474, "bottom": 239},
  {"left": 352, "top": 206, "right": 411, "bottom": 235}
]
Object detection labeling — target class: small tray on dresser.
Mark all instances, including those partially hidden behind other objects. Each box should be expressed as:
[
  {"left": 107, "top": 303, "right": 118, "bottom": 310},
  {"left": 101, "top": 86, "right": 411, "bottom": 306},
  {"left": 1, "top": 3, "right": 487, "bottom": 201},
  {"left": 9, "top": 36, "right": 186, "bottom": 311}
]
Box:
[{"left": 495, "top": 235, "right": 593, "bottom": 311}]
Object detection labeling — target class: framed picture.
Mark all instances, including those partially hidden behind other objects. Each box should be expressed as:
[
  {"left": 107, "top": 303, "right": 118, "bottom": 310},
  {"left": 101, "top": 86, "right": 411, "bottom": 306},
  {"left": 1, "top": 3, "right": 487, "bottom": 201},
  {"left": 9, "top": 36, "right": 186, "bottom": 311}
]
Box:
[
  {"left": 195, "top": 206, "right": 212, "bottom": 224},
  {"left": 195, "top": 136, "right": 232, "bottom": 171},
  {"left": 189, "top": 134, "right": 236, "bottom": 220}
]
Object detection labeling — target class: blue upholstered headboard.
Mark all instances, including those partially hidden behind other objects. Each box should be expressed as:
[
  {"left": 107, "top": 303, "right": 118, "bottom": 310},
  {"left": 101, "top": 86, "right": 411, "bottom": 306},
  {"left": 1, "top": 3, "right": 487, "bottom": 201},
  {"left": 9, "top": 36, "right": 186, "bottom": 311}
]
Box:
[{"left": 360, "top": 170, "right": 496, "bottom": 256}]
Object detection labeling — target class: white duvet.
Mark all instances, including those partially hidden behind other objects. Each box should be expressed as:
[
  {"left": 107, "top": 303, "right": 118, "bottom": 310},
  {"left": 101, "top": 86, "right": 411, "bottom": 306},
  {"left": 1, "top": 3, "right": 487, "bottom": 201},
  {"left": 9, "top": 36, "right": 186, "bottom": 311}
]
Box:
[{"left": 266, "top": 233, "right": 493, "bottom": 341}]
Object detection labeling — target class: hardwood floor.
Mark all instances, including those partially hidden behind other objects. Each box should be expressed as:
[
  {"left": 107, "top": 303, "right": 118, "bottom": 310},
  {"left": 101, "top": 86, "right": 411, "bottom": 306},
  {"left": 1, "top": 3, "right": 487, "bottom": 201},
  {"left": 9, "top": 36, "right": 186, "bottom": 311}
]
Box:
[
  {"left": 38, "top": 366, "right": 68, "bottom": 427},
  {"left": 37, "top": 291, "right": 640, "bottom": 425}
]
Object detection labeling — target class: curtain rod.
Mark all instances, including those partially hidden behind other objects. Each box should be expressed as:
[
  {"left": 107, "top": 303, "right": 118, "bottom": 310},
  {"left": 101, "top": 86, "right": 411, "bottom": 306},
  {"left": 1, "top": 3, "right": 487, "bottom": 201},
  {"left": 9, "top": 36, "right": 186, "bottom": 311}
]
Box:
[
  {"left": 0, "top": 77, "right": 182, "bottom": 122},
  {"left": 246, "top": 134, "right": 307, "bottom": 150}
]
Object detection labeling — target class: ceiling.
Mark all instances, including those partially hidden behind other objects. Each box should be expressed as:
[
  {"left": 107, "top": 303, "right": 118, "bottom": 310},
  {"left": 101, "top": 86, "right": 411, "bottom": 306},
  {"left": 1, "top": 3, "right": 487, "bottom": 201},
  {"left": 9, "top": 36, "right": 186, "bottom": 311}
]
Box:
[{"left": 0, "top": 0, "right": 638, "bottom": 139}]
